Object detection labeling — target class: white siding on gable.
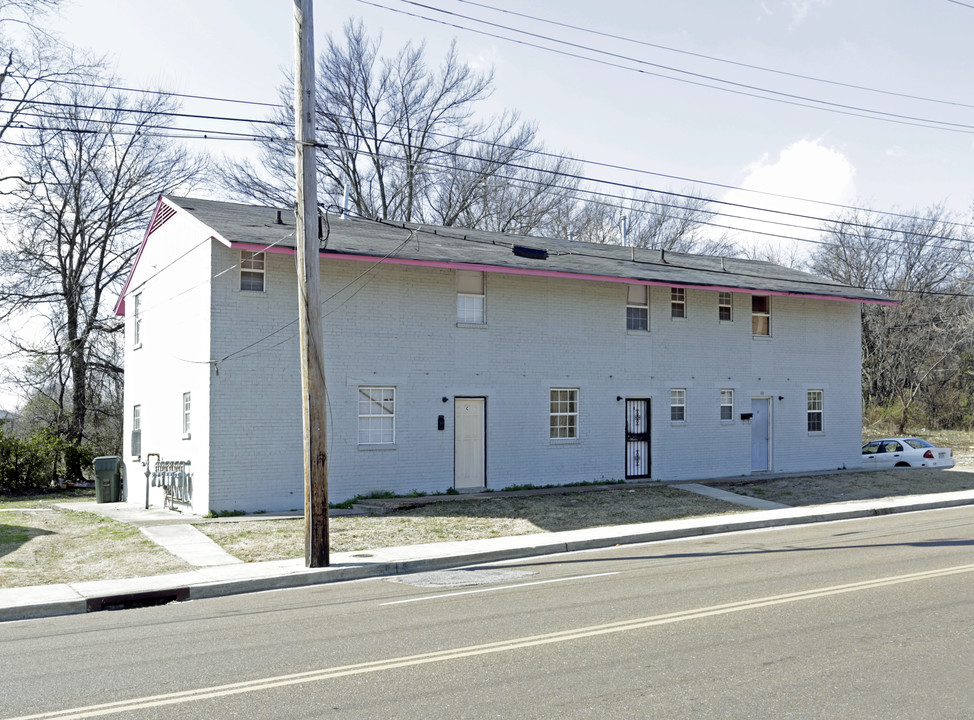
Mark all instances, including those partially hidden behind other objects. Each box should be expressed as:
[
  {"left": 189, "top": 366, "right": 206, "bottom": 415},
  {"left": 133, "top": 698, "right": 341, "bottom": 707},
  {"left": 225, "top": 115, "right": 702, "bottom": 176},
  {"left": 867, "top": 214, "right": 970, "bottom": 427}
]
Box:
[{"left": 121, "top": 208, "right": 214, "bottom": 513}]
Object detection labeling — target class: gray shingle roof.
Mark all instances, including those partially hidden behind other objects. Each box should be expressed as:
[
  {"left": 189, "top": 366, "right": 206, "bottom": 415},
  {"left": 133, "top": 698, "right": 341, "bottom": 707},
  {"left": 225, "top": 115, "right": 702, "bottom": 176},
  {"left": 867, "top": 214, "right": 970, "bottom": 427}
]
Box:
[{"left": 166, "top": 196, "right": 893, "bottom": 304}]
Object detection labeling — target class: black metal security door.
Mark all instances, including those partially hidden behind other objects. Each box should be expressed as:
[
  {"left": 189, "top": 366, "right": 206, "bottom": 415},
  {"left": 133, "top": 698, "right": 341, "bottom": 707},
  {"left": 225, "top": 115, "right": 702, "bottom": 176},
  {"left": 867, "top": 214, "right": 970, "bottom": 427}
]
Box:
[{"left": 625, "top": 399, "right": 651, "bottom": 479}]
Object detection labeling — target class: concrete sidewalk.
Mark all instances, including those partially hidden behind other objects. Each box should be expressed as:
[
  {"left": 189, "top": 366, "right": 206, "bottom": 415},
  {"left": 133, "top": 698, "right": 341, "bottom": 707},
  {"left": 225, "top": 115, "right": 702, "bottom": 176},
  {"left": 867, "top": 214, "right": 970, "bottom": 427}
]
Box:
[{"left": 3, "top": 487, "right": 974, "bottom": 622}]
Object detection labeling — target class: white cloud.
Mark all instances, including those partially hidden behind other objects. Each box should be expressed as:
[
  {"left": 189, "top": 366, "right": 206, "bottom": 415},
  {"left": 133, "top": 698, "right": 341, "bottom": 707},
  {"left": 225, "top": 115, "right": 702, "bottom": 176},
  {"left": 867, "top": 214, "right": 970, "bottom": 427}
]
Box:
[{"left": 713, "top": 139, "right": 856, "bottom": 259}]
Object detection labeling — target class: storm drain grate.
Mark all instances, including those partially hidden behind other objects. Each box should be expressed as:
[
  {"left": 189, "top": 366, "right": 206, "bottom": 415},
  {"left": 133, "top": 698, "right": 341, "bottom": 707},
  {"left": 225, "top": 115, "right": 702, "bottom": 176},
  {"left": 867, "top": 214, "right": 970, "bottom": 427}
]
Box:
[{"left": 87, "top": 588, "right": 189, "bottom": 612}]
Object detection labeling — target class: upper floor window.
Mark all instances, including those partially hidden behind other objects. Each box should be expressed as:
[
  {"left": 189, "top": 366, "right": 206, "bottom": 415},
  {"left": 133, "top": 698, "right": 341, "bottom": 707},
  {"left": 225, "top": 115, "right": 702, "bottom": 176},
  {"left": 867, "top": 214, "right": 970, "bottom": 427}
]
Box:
[
  {"left": 670, "top": 388, "right": 686, "bottom": 422},
  {"left": 359, "top": 386, "right": 396, "bottom": 444},
  {"left": 807, "top": 390, "right": 824, "bottom": 432},
  {"left": 241, "top": 251, "right": 265, "bottom": 292},
  {"left": 626, "top": 285, "right": 648, "bottom": 331},
  {"left": 752, "top": 295, "right": 771, "bottom": 335},
  {"left": 718, "top": 292, "right": 733, "bottom": 322},
  {"left": 720, "top": 389, "right": 734, "bottom": 421},
  {"left": 132, "top": 292, "right": 142, "bottom": 347},
  {"left": 550, "top": 388, "right": 578, "bottom": 440},
  {"left": 457, "top": 270, "right": 485, "bottom": 324},
  {"left": 671, "top": 288, "right": 686, "bottom": 319}
]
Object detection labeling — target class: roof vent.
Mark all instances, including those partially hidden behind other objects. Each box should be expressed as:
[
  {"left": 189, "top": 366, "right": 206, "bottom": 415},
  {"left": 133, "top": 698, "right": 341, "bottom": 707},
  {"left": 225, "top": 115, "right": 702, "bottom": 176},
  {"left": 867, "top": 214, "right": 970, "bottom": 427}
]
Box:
[
  {"left": 275, "top": 210, "right": 283, "bottom": 225},
  {"left": 512, "top": 245, "right": 548, "bottom": 260}
]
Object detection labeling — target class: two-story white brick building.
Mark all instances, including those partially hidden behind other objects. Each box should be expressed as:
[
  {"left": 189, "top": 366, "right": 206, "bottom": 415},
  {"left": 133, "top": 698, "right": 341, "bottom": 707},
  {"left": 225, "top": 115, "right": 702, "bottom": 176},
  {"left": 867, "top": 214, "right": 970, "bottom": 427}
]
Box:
[{"left": 115, "top": 196, "right": 892, "bottom": 514}]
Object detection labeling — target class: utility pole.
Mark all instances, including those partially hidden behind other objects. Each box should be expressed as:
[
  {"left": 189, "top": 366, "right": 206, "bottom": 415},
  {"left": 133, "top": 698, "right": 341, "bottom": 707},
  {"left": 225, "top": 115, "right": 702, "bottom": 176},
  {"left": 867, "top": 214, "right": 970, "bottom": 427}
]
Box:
[{"left": 294, "top": 0, "right": 328, "bottom": 567}]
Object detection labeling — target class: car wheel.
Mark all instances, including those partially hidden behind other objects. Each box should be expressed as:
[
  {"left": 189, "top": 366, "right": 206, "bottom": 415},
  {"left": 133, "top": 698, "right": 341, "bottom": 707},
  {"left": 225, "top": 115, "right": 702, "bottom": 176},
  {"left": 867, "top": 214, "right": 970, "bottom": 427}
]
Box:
[{"left": 894, "top": 461, "right": 911, "bottom": 467}]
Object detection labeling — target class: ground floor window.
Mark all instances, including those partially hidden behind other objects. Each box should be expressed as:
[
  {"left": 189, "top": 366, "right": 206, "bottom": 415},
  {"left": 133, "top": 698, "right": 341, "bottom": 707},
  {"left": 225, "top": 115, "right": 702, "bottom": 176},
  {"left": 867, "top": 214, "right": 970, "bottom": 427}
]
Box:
[
  {"left": 807, "top": 390, "right": 824, "bottom": 432},
  {"left": 132, "top": 405, "right": 141, "bottom": 458},
  {"left": 550, "top": 388, "right": 578, "bottom": 439},
  {"left": 720, "top": 389, "right": 734, "bottom": 421},
  {"left": 359, "top": 386, "right": 396, "bottom": 444},
  {"left": 670, "top": 388, "right": 686, "bottom": 422},
  {"left": 182, "top": 392, "right": 191, "bottom": 437}
]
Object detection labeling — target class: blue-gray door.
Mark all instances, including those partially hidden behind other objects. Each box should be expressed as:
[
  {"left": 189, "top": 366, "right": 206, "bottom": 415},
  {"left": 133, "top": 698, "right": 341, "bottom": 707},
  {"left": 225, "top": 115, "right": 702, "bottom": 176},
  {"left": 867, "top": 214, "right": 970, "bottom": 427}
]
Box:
[
  {"left": 751, "top": 397, "right": 771, "bottom": 472},
  {"left": 625, "top": 399, "right": 651, "bottom": 479}
]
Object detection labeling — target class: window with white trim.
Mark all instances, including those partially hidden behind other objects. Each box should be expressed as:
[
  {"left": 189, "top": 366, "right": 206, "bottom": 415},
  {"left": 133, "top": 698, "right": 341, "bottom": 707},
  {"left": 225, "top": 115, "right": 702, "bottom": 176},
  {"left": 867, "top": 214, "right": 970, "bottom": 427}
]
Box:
[
  {"left": 241, "top": 251, "right": 265, "bottom": 292},
  {"left": 718, "top": 292, "right": 733, "bottom": 322},
  {"left": 132, "top": 405, "right": 142, "bottom": 458},
  {"left": 626, "top": 285, "right": 648, "bottom": 331},
  {"left": 550, "top": 388, "right": 578, "bottom": 439},
  {"left": 670, "top": 388, "right": 686, "bottom": 422},
  {"left": 358, "top": 386, "right": 396, "bottom": 444},
  {"left": 133, "top": 292, "right": 142, "bottom": 347},
  {"left": 671, "top": 288, "right": 686, "bottom": 319},
  {"left": 457, "top": 270, "right": 485, "bottom": 324},
  {"left": 807, "top": 390, "right": 824, "bottom": 432},
  {"left": 720, "top": 389, "right": 734, "bottom": 421},
  {"left": 752, "top": 295, "right": 771, "bottom": 336},
  {"left": 182, "top": 392, "right": 191, "bottom": 437}
]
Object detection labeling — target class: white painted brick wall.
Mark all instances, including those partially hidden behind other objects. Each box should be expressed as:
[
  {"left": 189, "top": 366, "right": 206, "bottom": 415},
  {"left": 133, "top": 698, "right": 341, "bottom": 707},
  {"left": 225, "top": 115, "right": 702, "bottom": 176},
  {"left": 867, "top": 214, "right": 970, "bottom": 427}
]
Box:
[{"left": 123, "top": 220, "right": 865, "bottom": 512}]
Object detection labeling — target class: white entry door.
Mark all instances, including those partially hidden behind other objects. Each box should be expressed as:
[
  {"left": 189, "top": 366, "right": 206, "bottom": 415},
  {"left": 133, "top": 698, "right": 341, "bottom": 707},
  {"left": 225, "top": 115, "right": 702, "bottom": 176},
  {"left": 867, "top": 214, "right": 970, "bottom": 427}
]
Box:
[
  {"left": 455, "top": 398, "right": 485, "bottom": 490},
  {"left": 751, "top": 397, "right": 771, "bottom": 472}
]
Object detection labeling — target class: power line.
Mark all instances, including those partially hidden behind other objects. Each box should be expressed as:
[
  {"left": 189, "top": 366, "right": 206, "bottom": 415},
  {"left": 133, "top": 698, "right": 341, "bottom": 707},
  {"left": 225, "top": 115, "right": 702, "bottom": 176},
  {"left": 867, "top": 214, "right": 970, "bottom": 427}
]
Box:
[
  {"left": 457, "top": 0, "right": 974, "bottom": 112},
  {"left": 357, "top": 0, "right": 974, "bottom": 134},
  {"left": 9, "top": 114, "right": 974, "bottom": 256},
  {"left": 3, "top": 73, "right": 283, "bottom": 109},
  {"left": 8, "top": 78, "right": 974, "bottom": 234}
]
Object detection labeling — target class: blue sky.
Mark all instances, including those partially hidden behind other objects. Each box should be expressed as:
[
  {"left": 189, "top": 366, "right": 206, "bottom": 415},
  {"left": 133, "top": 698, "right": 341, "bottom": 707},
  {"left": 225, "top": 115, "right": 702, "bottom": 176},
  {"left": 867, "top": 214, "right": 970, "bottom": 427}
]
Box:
[{"left": 42, "top": 0, "right": 974, "bottom": 259}]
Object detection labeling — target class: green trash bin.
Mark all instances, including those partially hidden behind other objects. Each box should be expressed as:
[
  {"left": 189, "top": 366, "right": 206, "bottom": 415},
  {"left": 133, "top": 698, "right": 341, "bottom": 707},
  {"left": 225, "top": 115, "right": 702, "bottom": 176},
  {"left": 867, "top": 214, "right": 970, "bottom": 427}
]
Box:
[{"left": 93, "top": 456, "right": 122, "bottom": 503}]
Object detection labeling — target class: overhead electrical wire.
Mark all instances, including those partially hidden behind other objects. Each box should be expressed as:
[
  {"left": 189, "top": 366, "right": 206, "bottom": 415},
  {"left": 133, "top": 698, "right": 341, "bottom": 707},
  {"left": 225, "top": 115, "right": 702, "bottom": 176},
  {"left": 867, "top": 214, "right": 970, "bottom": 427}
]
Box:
[
  {"left": 8, "top": 113, "right": 973, "bottom": 259},
  {"left": 357, "top": 0, "right": 974, "bottom": 134},
  {"left": 6, "top": 80, "right": 974, "bottom": 234},
  {"left": 9, "top": 91, "right": 974, "bottom": 241},
  {"left": 456, "top": 0, "right": 974, "bottom": 112}
]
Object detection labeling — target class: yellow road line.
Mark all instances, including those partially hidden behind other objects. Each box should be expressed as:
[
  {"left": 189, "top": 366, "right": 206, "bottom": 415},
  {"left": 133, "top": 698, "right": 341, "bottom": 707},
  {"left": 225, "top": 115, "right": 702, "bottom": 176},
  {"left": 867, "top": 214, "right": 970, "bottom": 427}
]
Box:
[{"left": 9, "top": 561, "right": 974, "bottom": 720}]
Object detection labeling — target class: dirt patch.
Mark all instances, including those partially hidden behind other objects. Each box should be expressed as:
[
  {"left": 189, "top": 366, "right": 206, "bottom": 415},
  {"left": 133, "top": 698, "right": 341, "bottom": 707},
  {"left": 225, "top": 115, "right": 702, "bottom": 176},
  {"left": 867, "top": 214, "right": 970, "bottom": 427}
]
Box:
[
  {"left": 715, "top": 467, "right": 974, "bottom": 506},
  {"left": 197, "top": 486, "right": 743, "bottom": 562}
]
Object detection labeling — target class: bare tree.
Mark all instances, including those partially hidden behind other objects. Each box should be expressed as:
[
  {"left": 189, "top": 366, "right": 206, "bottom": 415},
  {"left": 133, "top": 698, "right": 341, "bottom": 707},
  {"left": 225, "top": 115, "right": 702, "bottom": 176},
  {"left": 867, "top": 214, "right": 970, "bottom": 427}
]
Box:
[
  {"left": 219, "top": 19, "right": 580, "bottom": 233},
  {"left": 551, "top": 188, "right": 738, "bottom": 255},
  {"left": 810, "top": 206, "right": 974, "bottom": 431},
  {"left": 0, "top": 1, "right": 91, "bottom": 158},
  {"left": 0, "top": 78, "right": 206, "bottom": 477}
]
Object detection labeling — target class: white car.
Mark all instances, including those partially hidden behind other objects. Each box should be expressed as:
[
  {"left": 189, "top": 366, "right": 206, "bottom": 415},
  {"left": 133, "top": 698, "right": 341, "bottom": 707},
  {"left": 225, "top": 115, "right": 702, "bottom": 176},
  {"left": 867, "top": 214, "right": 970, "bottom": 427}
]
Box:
[{"left": 861, "top": 437, "right": 955, "bottom": 469}]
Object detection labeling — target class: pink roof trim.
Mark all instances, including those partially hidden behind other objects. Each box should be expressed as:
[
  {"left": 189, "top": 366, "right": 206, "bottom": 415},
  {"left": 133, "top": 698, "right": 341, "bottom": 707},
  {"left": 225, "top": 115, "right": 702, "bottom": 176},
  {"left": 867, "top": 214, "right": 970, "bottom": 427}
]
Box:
[
  {"left": 230, "top": 242, "right": 898, "bottom": 306},
  {"left": 114, "top": 195, "right": 167, "bottom": 316}
]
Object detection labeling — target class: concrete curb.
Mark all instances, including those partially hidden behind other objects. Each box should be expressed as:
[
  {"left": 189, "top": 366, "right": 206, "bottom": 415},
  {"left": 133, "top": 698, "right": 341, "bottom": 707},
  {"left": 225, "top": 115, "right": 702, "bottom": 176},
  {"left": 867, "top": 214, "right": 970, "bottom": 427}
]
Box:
[{"left": 3, "top": 489, "right": 974, "bottom": 622}]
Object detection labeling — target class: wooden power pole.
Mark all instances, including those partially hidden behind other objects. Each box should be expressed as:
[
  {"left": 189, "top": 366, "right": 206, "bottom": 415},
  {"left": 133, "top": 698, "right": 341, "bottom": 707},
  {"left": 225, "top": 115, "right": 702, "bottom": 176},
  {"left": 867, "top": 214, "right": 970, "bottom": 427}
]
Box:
[{"left": 294, "top": 0, "right": 328, "bottom": 567}]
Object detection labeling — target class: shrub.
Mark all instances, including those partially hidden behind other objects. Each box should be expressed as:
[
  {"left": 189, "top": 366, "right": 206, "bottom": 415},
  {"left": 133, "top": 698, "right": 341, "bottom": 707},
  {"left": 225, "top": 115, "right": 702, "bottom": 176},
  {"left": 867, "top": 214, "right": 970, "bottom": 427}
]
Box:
[
  {"left": 0, "top": 425, "right": 97, "bottom": 494},
  {"left": 0, "top": 427, "right": 57, "bottom": 493}
]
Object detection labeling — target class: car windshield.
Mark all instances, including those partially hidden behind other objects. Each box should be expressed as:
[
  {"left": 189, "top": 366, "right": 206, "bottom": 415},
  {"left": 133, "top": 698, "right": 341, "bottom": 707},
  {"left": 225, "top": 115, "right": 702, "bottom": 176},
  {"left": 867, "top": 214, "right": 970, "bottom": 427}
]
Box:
[{"left": 904, "top": 438, "right": 934, "bottom": 449}]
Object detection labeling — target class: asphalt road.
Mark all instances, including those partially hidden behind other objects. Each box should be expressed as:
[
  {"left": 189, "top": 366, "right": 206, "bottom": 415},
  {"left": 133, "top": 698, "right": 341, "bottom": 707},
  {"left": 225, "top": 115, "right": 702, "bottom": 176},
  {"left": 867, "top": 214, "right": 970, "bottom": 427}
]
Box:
[{"left": 4, "top": 506, "right": 974, "bottom": 719}]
